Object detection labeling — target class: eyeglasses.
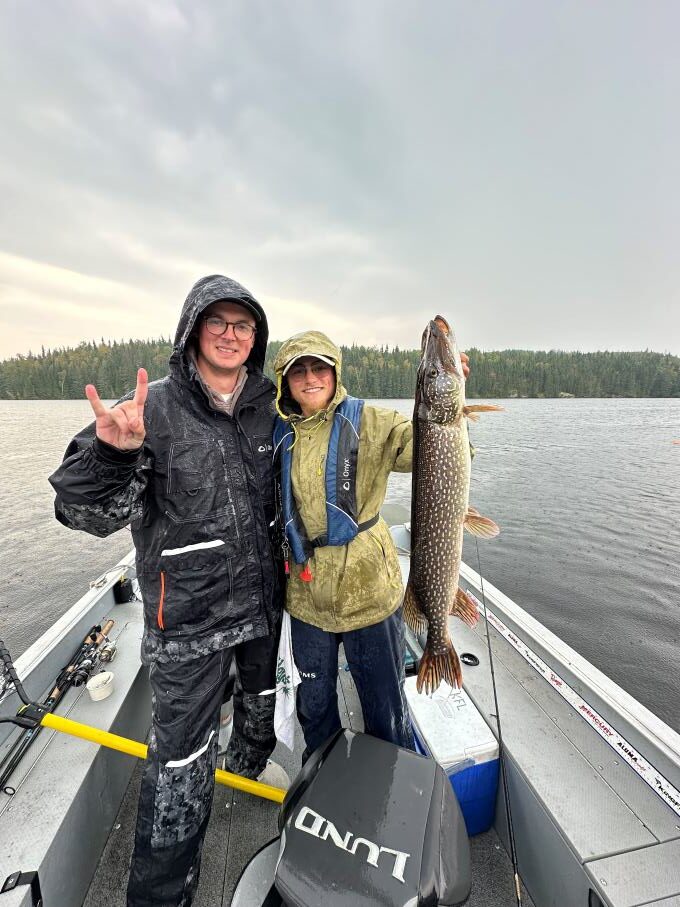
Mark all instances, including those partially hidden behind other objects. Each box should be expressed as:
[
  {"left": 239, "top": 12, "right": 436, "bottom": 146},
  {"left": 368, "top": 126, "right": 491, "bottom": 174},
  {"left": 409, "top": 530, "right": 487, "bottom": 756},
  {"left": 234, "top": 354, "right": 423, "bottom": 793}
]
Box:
[
  {"left": 287, "top": 362, "right": 334, "bottom": 381},
  {"left": 203, "top": 316, "right": 256, "bottom": 340}
]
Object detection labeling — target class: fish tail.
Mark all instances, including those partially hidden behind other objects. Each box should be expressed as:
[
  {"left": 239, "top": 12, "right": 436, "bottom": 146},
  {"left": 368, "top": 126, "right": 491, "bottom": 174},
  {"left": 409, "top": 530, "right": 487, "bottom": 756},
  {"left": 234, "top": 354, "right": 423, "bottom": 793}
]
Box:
[
  {"left": 416, "top": 639, "right": 463, "bottom": 694},
  {"left": 464, "top": 506, "right": 500, "bottom": 539},
  {"left": 449, "top": 586, "right": 480, "bottom": 626},
  {"left": 403, "top": 579, "right": 428, "bottom": 635}
]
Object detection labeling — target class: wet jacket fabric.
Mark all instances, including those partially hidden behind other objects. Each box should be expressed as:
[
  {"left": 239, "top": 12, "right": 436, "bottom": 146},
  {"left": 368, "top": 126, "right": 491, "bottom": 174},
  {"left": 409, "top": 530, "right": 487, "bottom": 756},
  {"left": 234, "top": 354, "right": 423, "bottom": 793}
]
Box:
[
  {"left": 49, "top": 275, "right": 282, "bottom": 664},
  {"left": 273, "top": 331, "right": 413, "bottom": 632}
]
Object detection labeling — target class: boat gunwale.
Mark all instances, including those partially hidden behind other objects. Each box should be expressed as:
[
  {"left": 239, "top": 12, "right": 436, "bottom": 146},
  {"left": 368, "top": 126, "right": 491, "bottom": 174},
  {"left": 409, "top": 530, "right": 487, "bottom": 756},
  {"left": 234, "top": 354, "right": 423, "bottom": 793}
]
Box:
[
  {"left": 0, "top": 551, "right": 136, "bottom": 750},
  {"left": 458, "top": 558, "right": 680, "bottom": 767}
]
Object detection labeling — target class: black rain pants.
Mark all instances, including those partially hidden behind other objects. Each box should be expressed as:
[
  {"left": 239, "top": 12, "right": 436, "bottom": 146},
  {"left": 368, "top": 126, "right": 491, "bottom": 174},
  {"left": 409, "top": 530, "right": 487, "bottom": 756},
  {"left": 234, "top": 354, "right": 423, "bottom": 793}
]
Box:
[{"left": 126, "top": 632, "right": 278, "bottom": 907}]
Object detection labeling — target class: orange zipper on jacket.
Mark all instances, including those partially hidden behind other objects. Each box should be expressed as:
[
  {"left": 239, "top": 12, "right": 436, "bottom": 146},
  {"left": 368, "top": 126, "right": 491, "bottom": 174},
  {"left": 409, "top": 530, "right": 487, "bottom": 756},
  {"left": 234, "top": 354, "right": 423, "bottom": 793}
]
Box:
[{"left": 157, "top": 571, "right": 166, "bottom": 629}]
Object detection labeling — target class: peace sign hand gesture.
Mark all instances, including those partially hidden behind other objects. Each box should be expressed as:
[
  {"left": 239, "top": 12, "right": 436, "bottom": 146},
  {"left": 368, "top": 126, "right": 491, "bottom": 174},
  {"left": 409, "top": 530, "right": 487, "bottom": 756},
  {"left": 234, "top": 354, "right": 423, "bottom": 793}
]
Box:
[{"left": 85, "top": 368, "right": 148, "bottom": 451}]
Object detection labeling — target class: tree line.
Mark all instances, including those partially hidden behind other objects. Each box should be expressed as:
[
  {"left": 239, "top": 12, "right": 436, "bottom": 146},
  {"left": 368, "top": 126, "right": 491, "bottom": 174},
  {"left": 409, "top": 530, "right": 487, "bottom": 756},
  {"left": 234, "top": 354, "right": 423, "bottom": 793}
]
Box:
[{"left": 1, "top": 338, "right": 679, "bottom": 399}]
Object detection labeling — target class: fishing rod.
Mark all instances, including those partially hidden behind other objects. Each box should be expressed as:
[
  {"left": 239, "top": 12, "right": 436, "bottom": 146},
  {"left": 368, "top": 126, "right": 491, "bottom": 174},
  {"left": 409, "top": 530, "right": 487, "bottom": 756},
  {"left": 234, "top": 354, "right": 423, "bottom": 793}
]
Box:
[
  {"left": 473, "top": 537, "right": 523, "bottom": 907},
  {"left": 0, "top": 621, "right": 116, "bottom": 794},
  {"left": 0, "top": 638, "right": 285, "bottom": 805}
]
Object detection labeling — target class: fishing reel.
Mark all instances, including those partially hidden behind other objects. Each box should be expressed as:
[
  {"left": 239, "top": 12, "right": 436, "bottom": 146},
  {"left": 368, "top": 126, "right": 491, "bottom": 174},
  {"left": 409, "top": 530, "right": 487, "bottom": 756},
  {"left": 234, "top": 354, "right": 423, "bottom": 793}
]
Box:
[
  {"left": 68, "top": 620, "right": 116, "bottom": 683},
  {"left": 98, "top": 641, "right": 117, "bottom": 663},
  {"left": 0, "top": 621, "right": 118, "bottom": 796},
  {"left": 71, "top": 658, "right": 97, "bottom": 687}
]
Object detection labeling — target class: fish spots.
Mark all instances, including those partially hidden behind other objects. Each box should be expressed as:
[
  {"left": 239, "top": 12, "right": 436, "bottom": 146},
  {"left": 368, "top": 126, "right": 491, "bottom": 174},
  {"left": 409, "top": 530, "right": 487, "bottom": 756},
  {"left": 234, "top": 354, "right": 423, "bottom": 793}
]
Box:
[{"left": 408, "top": 322, "right": 473, "bottom": 692}]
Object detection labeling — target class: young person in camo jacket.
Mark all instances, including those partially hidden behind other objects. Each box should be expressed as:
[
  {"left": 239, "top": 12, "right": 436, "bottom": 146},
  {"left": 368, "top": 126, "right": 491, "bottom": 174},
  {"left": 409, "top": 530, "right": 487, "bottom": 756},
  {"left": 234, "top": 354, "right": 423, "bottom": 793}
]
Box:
[{"left": 49, "top": 275, "right": 287, "bottom": 907}]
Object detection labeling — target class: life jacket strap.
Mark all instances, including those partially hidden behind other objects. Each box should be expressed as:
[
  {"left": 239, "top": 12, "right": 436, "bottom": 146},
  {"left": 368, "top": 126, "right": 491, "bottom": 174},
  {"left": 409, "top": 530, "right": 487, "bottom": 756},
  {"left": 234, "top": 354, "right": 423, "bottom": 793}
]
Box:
[{"left": 309, "top": 513, "right": 379, "bottom": 549}]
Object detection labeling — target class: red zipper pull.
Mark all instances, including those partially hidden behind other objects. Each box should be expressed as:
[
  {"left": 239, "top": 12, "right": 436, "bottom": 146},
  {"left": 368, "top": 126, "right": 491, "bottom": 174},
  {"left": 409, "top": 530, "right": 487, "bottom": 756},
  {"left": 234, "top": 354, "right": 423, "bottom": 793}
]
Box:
[{"left": 299, "top": 562, "right": 313, "bottom": 582}]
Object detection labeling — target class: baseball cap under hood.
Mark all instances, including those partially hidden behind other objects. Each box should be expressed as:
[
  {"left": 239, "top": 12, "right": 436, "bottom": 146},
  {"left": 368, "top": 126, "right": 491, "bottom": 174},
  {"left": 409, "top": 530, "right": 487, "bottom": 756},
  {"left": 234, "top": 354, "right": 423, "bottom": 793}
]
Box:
[{"left": 273, "top": 330, "right": 345, "bottom": 419}]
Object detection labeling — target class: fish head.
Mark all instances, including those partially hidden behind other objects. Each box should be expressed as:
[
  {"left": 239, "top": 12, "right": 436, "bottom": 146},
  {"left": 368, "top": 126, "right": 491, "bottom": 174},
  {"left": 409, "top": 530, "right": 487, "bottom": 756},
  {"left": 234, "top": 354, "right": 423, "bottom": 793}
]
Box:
[{"left": 416, "top": 316, "right": 465, "bottom": 423}]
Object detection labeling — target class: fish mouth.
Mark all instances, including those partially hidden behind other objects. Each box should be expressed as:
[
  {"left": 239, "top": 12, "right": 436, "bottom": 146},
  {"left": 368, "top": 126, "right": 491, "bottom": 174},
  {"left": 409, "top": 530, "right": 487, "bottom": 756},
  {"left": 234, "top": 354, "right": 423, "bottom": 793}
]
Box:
[
  {"left": 433, "top": 315, "right": 451, "bottom": 336},
  {"left": 421, "top": 315, "right": 463, "bottom": 379}
]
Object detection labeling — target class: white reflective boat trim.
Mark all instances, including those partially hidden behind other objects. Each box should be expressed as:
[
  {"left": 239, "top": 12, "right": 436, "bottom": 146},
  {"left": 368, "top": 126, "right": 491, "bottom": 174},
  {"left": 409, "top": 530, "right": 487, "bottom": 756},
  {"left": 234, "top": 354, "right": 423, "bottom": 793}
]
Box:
[
  {"left": 161, "top": 540, "right": 225, "bottom": 557},
  {"left": 470, "top": 592, "right": 680, "bottom": 818},
  {"left": 166, "top": 729, "right": 216, "bottom": 768}
]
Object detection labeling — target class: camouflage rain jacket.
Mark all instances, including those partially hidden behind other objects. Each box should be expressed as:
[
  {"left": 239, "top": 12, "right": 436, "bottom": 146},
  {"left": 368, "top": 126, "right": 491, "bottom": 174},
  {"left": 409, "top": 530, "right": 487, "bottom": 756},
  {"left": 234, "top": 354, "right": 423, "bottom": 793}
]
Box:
[
  {"left": 273, "top": 331, "right": 413, "bottom": 632},
  {"left": 49, "top": 275, "right": 282, "bottom": 663}
]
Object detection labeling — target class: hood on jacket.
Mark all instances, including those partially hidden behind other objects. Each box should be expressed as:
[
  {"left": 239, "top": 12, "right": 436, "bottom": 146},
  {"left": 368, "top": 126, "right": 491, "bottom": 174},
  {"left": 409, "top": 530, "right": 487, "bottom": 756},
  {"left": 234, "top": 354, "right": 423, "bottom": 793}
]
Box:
[
  {"left": 169, "top": 274, "right": 269, "bottom": 379},
  {"left": 273, "top": 330, "right": 347, "bottom": 420}
]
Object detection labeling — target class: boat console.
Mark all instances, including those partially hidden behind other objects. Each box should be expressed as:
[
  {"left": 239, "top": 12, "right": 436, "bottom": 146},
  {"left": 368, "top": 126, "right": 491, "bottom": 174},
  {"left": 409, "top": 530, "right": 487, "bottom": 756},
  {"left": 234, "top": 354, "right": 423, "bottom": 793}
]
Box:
[{"left": 233, "top": 729, "right": 471, "bottom": 906}]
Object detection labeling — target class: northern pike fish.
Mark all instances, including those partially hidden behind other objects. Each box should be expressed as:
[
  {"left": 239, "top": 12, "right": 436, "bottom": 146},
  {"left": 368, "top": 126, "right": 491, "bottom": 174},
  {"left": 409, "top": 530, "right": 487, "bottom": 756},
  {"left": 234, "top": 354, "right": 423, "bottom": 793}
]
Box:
[{"left": 404, "top": 316, "right": 501, "bottom": 694}]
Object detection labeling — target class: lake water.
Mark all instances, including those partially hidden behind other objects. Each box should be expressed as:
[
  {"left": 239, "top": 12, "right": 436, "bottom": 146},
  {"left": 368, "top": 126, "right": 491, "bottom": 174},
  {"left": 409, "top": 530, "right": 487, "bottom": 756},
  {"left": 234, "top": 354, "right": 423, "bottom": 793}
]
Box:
[{"left": 1, "top": 398, "right": 679, "bottom": 731}]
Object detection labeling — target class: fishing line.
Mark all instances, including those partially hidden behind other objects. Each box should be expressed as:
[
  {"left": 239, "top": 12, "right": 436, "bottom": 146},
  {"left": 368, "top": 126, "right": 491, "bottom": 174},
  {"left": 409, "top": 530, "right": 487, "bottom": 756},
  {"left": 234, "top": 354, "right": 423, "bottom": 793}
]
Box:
[{"left": 474, "top": 536, "right": 523, "bottom": 907}]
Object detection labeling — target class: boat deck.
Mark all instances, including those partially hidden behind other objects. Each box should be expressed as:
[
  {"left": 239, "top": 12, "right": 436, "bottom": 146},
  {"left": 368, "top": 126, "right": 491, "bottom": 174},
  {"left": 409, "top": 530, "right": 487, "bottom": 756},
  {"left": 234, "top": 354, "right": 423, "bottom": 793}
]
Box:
[
  {"left": 7, "top": 537, "right": 680, "bottom": 905},
  {"left": 85, "top": 650, "right": 534, "bottom": 907}
]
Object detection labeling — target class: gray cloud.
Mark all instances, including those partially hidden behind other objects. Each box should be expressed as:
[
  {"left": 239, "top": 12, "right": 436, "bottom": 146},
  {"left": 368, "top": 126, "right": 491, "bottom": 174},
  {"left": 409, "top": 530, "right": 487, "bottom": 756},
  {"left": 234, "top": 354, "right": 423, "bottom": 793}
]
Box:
[{"left": 1, "top": 0, "right": 678, "bottom": 358}]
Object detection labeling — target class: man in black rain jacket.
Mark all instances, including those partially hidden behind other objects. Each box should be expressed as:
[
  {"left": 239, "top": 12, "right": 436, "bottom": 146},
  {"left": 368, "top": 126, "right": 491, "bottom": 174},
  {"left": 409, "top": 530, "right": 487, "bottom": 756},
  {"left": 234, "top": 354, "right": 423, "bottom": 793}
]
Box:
[{"left": 49, "top": 275, "right": 284, "bottom": 906}]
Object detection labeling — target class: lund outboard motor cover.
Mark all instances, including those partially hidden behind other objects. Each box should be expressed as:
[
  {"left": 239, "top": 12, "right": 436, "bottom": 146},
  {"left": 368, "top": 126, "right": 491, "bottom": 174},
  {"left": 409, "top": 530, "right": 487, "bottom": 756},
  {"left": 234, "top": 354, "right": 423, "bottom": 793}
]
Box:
[{"left": 276, "top": 730, "right": 471, "bottom": 907}]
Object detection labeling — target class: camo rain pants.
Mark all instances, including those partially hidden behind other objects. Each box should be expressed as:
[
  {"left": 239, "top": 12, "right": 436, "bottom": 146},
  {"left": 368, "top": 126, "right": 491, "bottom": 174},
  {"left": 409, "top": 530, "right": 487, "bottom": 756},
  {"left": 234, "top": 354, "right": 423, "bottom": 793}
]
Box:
[{"left": 126, "top": 633, "right": 277, "bottom": 907}]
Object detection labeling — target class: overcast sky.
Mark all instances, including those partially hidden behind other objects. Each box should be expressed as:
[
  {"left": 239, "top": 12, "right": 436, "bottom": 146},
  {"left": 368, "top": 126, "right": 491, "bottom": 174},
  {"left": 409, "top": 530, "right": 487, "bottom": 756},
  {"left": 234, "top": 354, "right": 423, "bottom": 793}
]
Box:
[{"left": 1, "top": 1, "right": 678, "bottom": 360}]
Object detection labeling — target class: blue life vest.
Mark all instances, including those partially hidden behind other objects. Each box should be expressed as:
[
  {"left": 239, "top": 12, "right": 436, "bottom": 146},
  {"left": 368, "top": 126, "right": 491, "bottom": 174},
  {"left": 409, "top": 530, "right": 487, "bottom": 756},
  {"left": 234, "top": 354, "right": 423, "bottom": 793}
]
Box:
[{"left": 273, "top": 396, "right": 378, "bottom": 564}]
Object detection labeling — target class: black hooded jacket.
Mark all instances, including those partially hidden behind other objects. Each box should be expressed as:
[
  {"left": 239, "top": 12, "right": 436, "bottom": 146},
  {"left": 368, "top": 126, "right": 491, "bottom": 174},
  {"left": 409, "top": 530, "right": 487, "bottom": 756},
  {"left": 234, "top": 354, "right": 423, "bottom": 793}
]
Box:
[{"left": 49, "top": 275, "right": 282, "bottom": 663}]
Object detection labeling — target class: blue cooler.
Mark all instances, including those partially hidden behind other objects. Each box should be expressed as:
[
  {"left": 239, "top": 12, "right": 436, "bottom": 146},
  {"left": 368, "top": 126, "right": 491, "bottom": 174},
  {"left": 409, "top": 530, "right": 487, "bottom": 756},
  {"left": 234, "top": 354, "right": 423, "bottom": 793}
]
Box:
[{"left": 405, "top": 680, "right": 500, "bottom": 836}]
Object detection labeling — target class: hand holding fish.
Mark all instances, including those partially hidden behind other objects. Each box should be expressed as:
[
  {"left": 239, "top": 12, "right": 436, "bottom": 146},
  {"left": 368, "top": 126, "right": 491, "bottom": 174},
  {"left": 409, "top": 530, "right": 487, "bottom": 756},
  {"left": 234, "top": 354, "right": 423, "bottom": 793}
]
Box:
[
  {"left": 85, "top": 368, "right": 148, "bottom": 451},
  {"left": 405, "top": 317, "right": 501, "bottom": 694}
]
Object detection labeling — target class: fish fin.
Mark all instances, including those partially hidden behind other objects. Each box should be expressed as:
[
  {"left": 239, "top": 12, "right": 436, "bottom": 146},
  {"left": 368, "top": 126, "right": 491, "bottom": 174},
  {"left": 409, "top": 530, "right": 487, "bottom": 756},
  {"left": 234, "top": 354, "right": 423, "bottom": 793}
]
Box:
[
  {"left": 416, "top": 639, "right": 463, "bottom": 694},
  {"left": 464, "top": 507, "right": 500, "bottom": 539},
  {"left": 449, "top": 586, "right": 480, "bottom": 626},
  {"left": 403, "top": 580, "right": 428, "bottom": 635},
  {"left": 464, "top": 404, "right": 504, "bottom": 419}
]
